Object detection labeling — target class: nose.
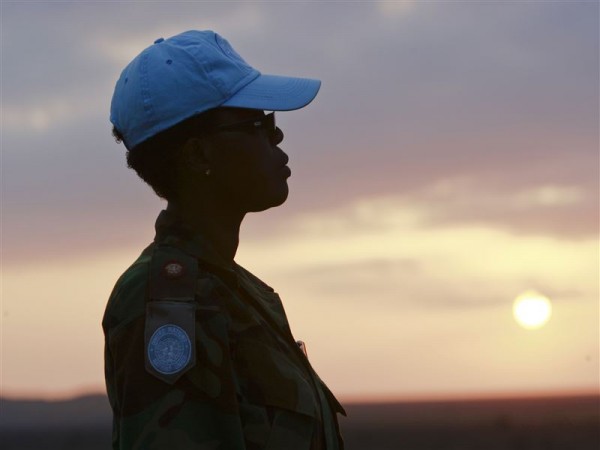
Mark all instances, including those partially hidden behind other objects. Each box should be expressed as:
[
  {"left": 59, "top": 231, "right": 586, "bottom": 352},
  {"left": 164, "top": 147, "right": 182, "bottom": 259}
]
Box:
[{"left": 271, "top": 126, "right": 284, "bottom": 146}]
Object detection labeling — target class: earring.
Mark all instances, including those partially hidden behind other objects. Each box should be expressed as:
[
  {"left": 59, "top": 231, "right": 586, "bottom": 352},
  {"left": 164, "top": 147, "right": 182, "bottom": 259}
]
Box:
[{"left": 205, "top": 169, "right": 211, "bottom": 176}]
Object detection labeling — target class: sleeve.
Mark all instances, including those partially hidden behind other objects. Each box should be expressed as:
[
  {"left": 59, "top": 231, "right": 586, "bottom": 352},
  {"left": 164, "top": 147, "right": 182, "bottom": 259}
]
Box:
[
  {"left": 104, "top": 246, "right": 247, "bottom": 450},
  {"left": 106, "top": 308, "right": 246, "bottom": 450}
]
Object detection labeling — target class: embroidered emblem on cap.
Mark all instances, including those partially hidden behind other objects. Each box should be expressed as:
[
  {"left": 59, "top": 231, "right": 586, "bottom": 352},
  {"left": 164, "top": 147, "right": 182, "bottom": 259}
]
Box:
[
  {"left": 163, "top": 261, "right": 184, "bottom": 279},
  {"left": 147, "top": 324, "right": 192, "bottom": 375},
  {"left": 215, "top": 34, "right": 244, "bottom": 62}
]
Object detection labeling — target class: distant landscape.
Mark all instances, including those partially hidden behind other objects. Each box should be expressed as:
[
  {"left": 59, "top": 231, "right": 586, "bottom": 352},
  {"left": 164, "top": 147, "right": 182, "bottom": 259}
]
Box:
[{"left": 0, "top": 394, "right": 598, "bottom": 450}]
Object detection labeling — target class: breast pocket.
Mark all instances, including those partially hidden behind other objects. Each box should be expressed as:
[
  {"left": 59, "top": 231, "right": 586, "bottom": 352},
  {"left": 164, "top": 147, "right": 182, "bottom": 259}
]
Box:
[{"left": 234, "top": 338, "right": 319, "bottom": 450}]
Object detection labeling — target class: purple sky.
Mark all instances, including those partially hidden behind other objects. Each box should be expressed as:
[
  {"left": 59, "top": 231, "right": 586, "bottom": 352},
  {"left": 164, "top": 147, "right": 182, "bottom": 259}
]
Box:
[{"left": 2, "top": 1, "right": 598, "bottom": 399}]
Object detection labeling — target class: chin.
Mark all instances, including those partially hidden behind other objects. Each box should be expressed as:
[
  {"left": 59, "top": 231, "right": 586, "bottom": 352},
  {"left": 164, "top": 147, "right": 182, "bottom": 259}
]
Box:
[{"left": 248, "top": 188, "right": 289, "bottom": 212}]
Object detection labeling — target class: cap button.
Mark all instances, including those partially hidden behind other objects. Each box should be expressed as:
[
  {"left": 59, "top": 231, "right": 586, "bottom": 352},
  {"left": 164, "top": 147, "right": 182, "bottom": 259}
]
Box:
[{"left": 154, "top": 37, "right": 165, "bottom": 44}]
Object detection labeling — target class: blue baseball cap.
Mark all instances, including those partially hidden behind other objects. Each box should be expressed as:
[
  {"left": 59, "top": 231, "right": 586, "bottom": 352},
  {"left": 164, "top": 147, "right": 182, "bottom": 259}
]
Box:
[{"left": 110, "top": 30, "right": 321, "bottom": 149}]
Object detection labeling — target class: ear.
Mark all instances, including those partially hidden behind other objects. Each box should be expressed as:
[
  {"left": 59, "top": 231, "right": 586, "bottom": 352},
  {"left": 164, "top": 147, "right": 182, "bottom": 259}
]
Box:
[{"left": 181, "top": 137, "right": 211, "bottom": 174}]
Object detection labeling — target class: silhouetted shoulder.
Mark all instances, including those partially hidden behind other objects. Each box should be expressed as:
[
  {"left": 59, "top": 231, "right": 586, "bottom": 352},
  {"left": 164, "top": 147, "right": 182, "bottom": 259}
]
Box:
[{"left": 102, "top": 244, "right": 154, "bottom": 335}]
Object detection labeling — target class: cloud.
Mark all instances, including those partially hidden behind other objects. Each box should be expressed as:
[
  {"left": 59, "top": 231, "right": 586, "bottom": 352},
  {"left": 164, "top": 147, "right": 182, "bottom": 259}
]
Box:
[
  {"left": 237, "top": 194, "right": 597, "bottom": 313},
  {"left": 513, "top": 186, "right": 584, "bottom": 207},
  {"left": 2, "top": 2, "right": 598, "bottom": 400},
  {"left": 409, "top": 179, "right": 597, "bottom": 238},
  {"left": 273, "top": 257, "right": 516, "bottom": 310},
  {"left": 3, "top": 102, "right": 70, "bottom": 133},
  {"left": 377, "top": 0, "right": 417, "bottom": 17},
  {"left": 2, "top": 1, "right": 597, "bottom": 268},
  {"left": 92, "top": 2, "right": 266, "bottom": 68},
  {"left": 2, "top": 93, "right": 105, "bottom": 133}
]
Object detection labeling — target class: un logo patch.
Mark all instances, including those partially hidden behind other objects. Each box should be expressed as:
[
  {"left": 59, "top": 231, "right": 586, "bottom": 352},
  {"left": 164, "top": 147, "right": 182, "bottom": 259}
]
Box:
[{"left": 147, "top": 324, "right": 192, "bottom": 375}]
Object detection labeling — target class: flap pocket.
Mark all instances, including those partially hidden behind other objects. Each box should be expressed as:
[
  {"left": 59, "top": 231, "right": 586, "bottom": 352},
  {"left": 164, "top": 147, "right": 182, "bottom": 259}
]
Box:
[{"left": 235, "top": 338, "right": 319, "bottom": 419}]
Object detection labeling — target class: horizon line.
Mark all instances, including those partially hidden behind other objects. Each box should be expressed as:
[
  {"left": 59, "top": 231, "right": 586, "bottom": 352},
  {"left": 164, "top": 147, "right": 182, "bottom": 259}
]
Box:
[{"left": 1, "top": 386, "right": 598, "bottom": 404}]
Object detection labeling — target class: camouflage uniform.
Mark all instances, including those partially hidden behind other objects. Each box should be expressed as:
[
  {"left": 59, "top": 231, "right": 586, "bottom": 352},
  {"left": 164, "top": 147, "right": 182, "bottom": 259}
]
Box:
[{"left": 103, "top": 209, "right": 346, "bottom": 449}]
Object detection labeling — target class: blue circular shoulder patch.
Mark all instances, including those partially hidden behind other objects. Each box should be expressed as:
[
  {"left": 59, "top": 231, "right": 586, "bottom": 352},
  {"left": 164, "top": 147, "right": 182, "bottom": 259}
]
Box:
[{"left": 148, "top": 324, "right": 192, "bottom": 375}]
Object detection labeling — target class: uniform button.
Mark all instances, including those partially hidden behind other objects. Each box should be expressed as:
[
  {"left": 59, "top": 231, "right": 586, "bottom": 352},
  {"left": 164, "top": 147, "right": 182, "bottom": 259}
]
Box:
[
  {"left": 163, "top": 261, "right": 184, "bottom": 278},
  {"left": 154, "top": 37, "right": 165, "bottom": 44}
]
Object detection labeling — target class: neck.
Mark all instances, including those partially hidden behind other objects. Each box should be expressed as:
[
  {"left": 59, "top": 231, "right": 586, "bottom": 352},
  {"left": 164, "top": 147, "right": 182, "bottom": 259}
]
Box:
[{"left": 166, "top": 199, "right": 244, "bottom": 265}]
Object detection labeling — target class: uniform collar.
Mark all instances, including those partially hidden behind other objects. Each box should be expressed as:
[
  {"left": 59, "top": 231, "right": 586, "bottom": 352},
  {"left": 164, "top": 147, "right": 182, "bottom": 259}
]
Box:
[{"left": 154, "top": 209, "right": 239, "bottom": 286}]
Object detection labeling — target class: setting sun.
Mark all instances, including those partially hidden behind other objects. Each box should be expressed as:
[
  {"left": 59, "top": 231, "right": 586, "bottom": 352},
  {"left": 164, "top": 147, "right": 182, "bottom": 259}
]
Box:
[{"left": 513, "top": 291, "right": 553, "bottom": 330}]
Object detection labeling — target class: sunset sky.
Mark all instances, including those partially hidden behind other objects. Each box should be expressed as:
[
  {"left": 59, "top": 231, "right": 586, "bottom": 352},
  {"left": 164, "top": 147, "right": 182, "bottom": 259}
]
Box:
[{"left": 2, "top": 1, "right": 598, "bottom": 402}]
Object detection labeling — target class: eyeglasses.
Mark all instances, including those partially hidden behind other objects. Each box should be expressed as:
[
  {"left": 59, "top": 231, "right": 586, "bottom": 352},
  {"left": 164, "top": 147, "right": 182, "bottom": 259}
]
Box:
[{"left": 215, "top": 112, "right": 276, "bottom": 138}]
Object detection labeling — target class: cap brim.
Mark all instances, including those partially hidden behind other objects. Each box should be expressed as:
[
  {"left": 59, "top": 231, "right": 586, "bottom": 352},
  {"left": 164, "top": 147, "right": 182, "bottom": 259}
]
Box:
[{"left": 222, "top": 74, "right": 321, "bottom": 111}]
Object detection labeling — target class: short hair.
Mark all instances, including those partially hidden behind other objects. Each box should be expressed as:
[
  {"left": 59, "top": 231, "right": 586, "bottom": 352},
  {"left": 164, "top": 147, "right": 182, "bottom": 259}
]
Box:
[{"left": 113, "top": 111, "right": 215, "bottom": 201}]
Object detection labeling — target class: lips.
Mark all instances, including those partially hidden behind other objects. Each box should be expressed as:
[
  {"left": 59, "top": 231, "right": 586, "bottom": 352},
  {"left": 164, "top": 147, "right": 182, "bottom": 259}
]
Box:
[{"left": 281, "top": 166, "right": 292, "bottom": 178}]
